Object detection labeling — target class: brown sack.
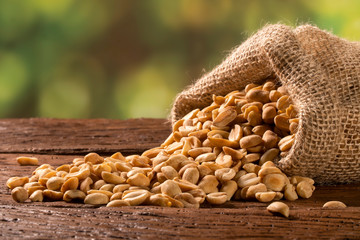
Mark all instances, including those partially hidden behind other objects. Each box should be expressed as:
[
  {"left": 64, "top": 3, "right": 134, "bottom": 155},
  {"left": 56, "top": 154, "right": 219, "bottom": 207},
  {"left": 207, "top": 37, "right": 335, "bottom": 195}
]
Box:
[{"left": 170, "top": 24, "right": 360, "bottom": 184}]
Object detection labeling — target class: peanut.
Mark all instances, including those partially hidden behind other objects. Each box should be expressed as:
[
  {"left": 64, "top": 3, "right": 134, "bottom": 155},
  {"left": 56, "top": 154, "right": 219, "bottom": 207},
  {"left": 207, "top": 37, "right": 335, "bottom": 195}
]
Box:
[
  {"left": 197, "top": 165, "right": 213, "bottom": 179},
  {"left": 178, "top": 163, "right": 197, "bottom": 176},
  {"left": 206, "top": 192, "right": 228, "bottom": 205},
  {"left": 28, "top": 175, "right": 39, "bottom": 183},
  {"left": 127, "top": 173, "right": 150, "bottom": 187},
  {"left": 323, "top": 201, "right": 347, "bottom": 208},
  {"left": 80, "top": 177, "right": 93, "bottom": 193},
  {"left": 255, "top": 192, "right": 276, "bottom": 202},
  {"left": 269, "top": 90, "right": 282, "bottom": 102},
  {"left": 274, "top": 114, "right": 290, "bottom": 132},
  {"left": 148, "top": 194, "right": 172, "bottom": 207},
  {"left": 289, "top": 121, "right": 299, "bottom": 134},
  {"left": 242, "top": 163, "right": 260, "bottom": 174},
  {"left": 262, "top": 130, "right": 279, "bottom": 150},
  {"left": 6, "top": 177, "right": 29, "bottom": 189},
  {"left": 164, "top": 154, "right": 187, "bottom": 171},
  {"left": 188, "top": 188, "right": 206, "bottom": 204},
  {"left": 237, "top": 173, "right": 260, "bottom": 188},
  {"left": 84, "top": 152, "right": 104, "bottom": 164},
  {"left": 110, "top": 192, "right": 123, "bottom": 201},
  {"left": 99, "top": 184, "right": 115, "bottom": 192},
  {"left": 195, "top": 153, "right": 216, "bottom": 163},
  {"left": 278, "top": 134, "right": 295, "bottom": 151},
  {"left": 111, "top": 151, "right": 126, "bottom": 160},
  {"left": 245, "top": 83, "right": 258, "bottom": 93},
  {"left": 223, "top": 147, "right": 246, "bottom": 160},
  {"left": 46, "top": 177, "right": 65, "bottom": 191},
  {"left": 115, "top": 161, "right": 132, "bottom": 172},
  {"left": 213, "top": 107, "right": 237, "bottom": 127},
  {"left": 290, "top": 176, "right": 315, "bottom": 185},
  {"left": 127, "top": 155, "right": 150, "bottom": 168},
  {"left": 215, "top": 154, "right": 233, "bottom": 168},
  {"left": 43, "top": 190, "right": 63, "bottom": 201},
  {"left": 259, "top": 148, "right": 279, "bottom": 166},
  {"left": 247, "top": 110, "right": 262, "bottom": 126},
  {"left": 29, "top": 190, "right": 43, "bottom": 202},
  {"left": 240, "top": 135, "right": 263, "bottom": 149},
  {"left": 276, "top": 95, "right": 291, "bottom": 112},
  {"left": 106, "top": 200, "right": 130, "bottom": 207},
  {"left": 258, "top": 167, "right": 282, "bottom": 178},
  {"left": 252, "top": 124, "right": 272, "bottom": 136},
  {"left": 208, "top": 137, "right": 239, "bottom": 148},
  {"left": 162, "top": 195, "right": 184, "bottom": 208},
  {"left": 246, "top": 183, "right": 267, "bottom": 199},
  {"left": 198, "top": 175, "right": 219, "bottom": 194},
  {"left": 24, "top": 182, "right": 41, "bottom": 190},
  {"left": 11, "top": 187, "right": 28, "bottom": 203},
  {"left": 161, "top": 180, "right": 182, "bottom": 197},
  {"left": 262, "top": 174, "right": 286, "bottom": 192},
  {"left": 240, "top": 186, "right": 250, "bottom": 199},
  {"left": 63, "top": 190, "right": 86, "bottom": 202},
  {"left": 122, "top": 190, "right": 150, "bottom": 206},
  {"left": 215, "top": 168, "right": 236, "bottom": 182},
  {"left": 102, "top": 172, "right": 125, "bottom": 185},
  {"left": 27, "top": 186, "right": 46, "bottom": 195},
  {"left": 142, "top": 147, "right": 163, "bottom": 159},
  {"left": 228, "top": 124, "right": 243, "bottom": 142},
  {"left": 263, "top": 81, "right": 276, "bottom": 91},
  {"left": 93, "top": 180, "right": 107, "bottom": 190},
  {"left": 66, "top": 168, "right": 90, "bottom": 181},
  {"left": 87, "top": 190, "right": 113, "bottom": 198},
  {"left": 202, "top": 162, "right": 223, "bottom": 172},
  {"left": 113, "top": 184, "right": 130, "bottom": 193},
  {"left": 296, "top": 181, "right": 315, "bottom": 199},
  {"left": 274, "top": 192, "right": 284, "bottom": 200},
  {"left": 246, "top": 89, "right": 270, "bottom": 104},
  {"left": 242, "top": 153, "right": 261, "bottom": 163},
  {"left": 267, "top": 201, "right": 289, "bottom": 218},
  {"left": 242, "top": 124, "right": 253, "bottom": 136},
  {"left": 17, "top": 157, "right": 39, "bottom": 166},
  {"left": 262, "top": 106, "right": 277, "bottom": 124},
  {"left": 188, "top": 147, "right": 212, "bottom": 158},
  {"left": 84, "top": 193, "right": 109, "bottom": 205},
  {"left": 182, "top": 167, "right": 199, "bottom": 184},
  {"left": 174, "top": 193, "right": 199, "bottom": 208}
]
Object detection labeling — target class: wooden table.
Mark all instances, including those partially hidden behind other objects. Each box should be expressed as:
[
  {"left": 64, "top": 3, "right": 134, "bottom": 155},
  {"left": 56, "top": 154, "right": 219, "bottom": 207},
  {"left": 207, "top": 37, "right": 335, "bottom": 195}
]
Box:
[{"left": 1, "top": 118, "right": 359, "bottom": 239}]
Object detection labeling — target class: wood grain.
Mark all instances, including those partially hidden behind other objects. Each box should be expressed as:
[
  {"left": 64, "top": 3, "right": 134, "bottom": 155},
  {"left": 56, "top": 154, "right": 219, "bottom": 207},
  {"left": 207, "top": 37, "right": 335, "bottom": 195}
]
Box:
[
  {"left": 0, "top": 118, "right": 359, "bottom": 239},
  {"left": 0, "top": 118, "right": 171, "bottom": 154}
]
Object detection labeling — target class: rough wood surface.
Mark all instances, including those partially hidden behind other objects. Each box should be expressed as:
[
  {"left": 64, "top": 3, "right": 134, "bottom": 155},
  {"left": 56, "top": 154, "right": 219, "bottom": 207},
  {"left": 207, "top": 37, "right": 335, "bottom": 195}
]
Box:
[
  {"left": 0, "top": 118, "right": 359, "bottom": 239},
  {"left": 0, "top": 118, "right": 171, "bottom": 154}
]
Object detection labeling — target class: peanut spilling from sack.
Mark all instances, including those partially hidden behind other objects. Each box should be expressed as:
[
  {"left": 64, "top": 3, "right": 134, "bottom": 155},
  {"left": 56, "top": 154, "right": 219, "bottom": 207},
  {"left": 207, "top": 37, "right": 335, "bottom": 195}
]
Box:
[{"left": 7, "top": 81, "right": 316, "bottom": 208}]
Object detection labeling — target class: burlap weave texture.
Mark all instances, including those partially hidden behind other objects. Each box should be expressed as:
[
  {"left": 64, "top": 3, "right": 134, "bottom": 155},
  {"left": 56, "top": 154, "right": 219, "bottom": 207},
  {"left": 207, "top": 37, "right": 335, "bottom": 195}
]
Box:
[{"left": 171, "top": 24, "right": 360, "bottom": 184}]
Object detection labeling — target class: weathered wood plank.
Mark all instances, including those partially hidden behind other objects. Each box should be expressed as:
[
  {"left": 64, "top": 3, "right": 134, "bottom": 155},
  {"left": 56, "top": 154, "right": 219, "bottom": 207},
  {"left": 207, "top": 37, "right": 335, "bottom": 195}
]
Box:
[
  {"left": 0, "top": 118, "right": 171, "bottom": 155},
  {"left": 0, "top": 203, "right": 359, "bottom": 239}
]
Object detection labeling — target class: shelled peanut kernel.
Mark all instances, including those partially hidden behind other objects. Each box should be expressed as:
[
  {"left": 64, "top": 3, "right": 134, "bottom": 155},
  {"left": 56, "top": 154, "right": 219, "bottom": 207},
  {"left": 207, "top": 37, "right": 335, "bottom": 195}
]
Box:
[
  {"left": 17, "top": 157, "right": 39, "bottom": 166},
  {"left": 7, "top": 81, "right": 315, "bottom": 208}
]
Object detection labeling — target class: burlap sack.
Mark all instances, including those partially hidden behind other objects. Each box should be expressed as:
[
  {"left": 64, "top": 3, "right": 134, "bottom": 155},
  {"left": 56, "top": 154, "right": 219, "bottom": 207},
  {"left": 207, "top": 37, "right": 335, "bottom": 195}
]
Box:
[{"left": 170, "top": 24, "right": 360, "bottom": 184}]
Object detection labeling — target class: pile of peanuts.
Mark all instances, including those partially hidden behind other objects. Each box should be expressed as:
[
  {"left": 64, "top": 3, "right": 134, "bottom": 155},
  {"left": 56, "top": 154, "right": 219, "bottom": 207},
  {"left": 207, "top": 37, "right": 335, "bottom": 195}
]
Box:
[{"left": 7, "top": 80, "right": 316, "bottom": 209}]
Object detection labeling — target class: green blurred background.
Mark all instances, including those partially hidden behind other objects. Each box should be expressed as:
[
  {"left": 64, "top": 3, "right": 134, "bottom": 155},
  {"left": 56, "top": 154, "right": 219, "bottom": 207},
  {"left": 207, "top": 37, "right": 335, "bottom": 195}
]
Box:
[{"left": 0, "top": 0, "right": 359, "bottom": 119}]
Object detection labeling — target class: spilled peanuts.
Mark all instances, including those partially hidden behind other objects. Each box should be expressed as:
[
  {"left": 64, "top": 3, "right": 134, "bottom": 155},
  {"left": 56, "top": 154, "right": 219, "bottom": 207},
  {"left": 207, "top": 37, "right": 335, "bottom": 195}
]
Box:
[{"left": 7, "top": 80, "right": 317, "bottom": 209}]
